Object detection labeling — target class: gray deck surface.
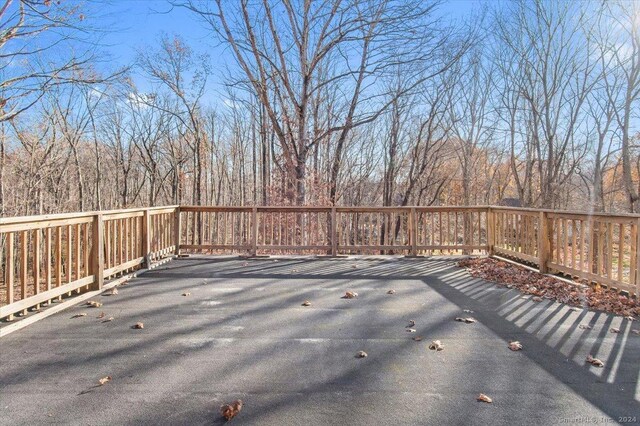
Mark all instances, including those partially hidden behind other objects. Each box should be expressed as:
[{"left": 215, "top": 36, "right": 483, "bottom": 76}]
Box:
[{"left": 1, "top": 256, "right": 639, "bottom": 425}]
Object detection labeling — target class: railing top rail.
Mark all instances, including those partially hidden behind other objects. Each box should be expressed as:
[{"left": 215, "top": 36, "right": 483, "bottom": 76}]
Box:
[
  {"left": 490, "top": 206, "right": 640, "bottom": 219},
  {"left": 2, "top": 205, "right": 639, "bottom": 227},
  {"left": 0, "top": 205, "right": 179, "bottom": 226}
]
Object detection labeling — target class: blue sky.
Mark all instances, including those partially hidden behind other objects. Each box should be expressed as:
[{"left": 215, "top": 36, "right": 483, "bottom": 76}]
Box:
[{"left": 96, "top": 0, "right": 485, "bottom": 104}]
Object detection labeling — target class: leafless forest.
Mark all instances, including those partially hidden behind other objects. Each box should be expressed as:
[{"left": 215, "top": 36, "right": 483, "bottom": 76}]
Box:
[{"left": 1, "top": 0, "right": 639, "bottom": 217}]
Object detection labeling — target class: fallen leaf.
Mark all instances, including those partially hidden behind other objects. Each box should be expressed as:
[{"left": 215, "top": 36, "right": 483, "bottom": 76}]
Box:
[
  {"left": 463, "top": 309, "right": 474, "bottom": 314},
  {"left": 182, "top": 292, "right": 191, "bottom": 296},
  {"left": 71, "top": 313, "right": 87, "bottom": 318},
  {"left": 351, "top": 265, "right": 357, "bottom": 269},
  {"left": 586, "top": 355, "right": 604, "bottom": 367},
  {"left": 570, "top": 307, "right": 581, "bottom": 312},
  {"left": 579, "top": 324, "right": 592, "bottom": 330},
  {"left": 102, "top": 317, "right": 114, "bottom": 323},
  {"left": 532, "top": 296, "right": 543, "bottom": 302},
  {"left": 387, "top": 289, "right": 396, "bottom": 295},
  {"left": 413, "top": 336, "right": 423, "bottom": 341},
  {"left": 290, "top": 269, "right": 298, "bottom": 273},
  {"left": 97, "top": 312, "right": 105, "bottom": 319},
  {"left": 406, "top": 328, "right": 417, "bottom": 333},
  {"left": 429, "top": 340, "right": 444, "bottom": 351},
  {"left": 407, "top": 320, "right": 416, "bottom": 328},
  {"left": 302, "top": 301, "right": 311, "bottom": 306},
  {"left": 356, "top": 350, "right": 368, "bottom": 358},
  {"left": 631, "top": 329, "right": 640, "bottom": 335},
  {"left": 242, "top": 262, "right": 249, "bottom": 266},
  {"left": 87, "top": 301, "right": 103, "bottom": 308},
  {"left": 220, "top": 399, "right": 243, "bottom": 421},
  {"left": 343, "top": 291, "right": 358, "bottom": 299},
  {"left": 625, "top": 316, "right": 636, "bottom": 321},
  {"left": 133, "top": 322, "right": 144, "bottom": 329},
  {"left": 508, "top": 341, "right": 523, "bottom": 351},
  {"left": 98, "top": 376, "right": 111, "bottom": 385},
  {"left": 455, "top": 317, "right": 476, "bottom": 324},
  {"left": 477, "top": 393, "right": 493, "bottom": 403},
  {"left": 109, "top": 288, "right": 118, "bottom": 295},
  {"left": 610, "top": 328, "right": 620, "bottom": 333}
]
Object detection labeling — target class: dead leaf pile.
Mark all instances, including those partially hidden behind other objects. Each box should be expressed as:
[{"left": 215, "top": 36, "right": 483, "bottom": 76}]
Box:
[
  {"left": 220, "top": 399, "right": 243, "bottom": 421},
  {"left": 477, "top": 393, "right": 493, "bottom": 403},
  {"left": 586, "top": 355, "right": 604, "bottom": 367},
  {"left": 343, "top": 291, "right": 358, "bottom": 299},
  {"left": 429, "top": 340, "right": 444, "bottom": 351},
  {"left": 458, "top": 258, "right": 640, "bottom": 318}
]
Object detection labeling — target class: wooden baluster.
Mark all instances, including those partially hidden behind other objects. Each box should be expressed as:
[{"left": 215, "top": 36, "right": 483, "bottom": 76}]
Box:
[
  {"left": 20, "top": 230, "right": 27, "bottom": 315},
  {"left": 92, "top": 214, "right": 104, "bottom": 290},
  {"left": 45, "top": 228, "right": 52, "bottom": 301},
  {"left": 606, "top": 222, "right": 613, "bottom": 280},
  {"left": 538, "top": 211, "right": 550, "bottom": 274},
  {"left": 56, "top": 227, "right": 62, "bottom": 301},
  {"left": 5, "top": 233, "right": 14, "bottom": 320},
  {"left": 618, "top": 223, "right": 624, "bottom": 283},
  {"left": 33, "top": 229, "right": 40, "bottom": 308},
  {"left": 75, "top": 223, "right": 81, "bottom": 291}
]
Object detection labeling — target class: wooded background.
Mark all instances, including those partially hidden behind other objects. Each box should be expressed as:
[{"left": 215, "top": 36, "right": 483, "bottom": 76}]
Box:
[{"left": 1, "top": 0, "right": 639, "bottom": 217}]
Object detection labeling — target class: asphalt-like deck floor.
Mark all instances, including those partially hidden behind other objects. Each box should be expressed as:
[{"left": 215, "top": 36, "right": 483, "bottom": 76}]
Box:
[{"left": 1, "top": 256, "right": 639, "bottom": 425}]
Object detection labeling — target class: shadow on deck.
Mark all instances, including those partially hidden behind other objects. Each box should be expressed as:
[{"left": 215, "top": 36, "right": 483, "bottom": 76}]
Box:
[{"left": 0, "top": 256, "right": 638, "bottom": 425}]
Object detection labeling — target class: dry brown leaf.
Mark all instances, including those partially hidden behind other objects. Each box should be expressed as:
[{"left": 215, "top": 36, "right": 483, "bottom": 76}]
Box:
[
  {"left": 87, "top": 300, "right": 103, "bottom": 308},
  {"left": 458, "top": 258, "right": 640, "bottom": 318},
  {"left": 413, "top": 336, "right": 423, "bottom": 341},
  {"left": 429, "top": 340, "right": 444, "bottom": 351},
  {"left": 610, "top": 328, "right": 620, "bottom": 333},
  {"left": 71, "top": 313, "right": 87, "bottom": 318},
  {"left": 220, "top": 399, "right": 243, "bottom": 421},
  {"left": 387, "top": 289, "right": 396, "bottom": 295},
  {"left": 109, "top": 288, "right": 118, "bottom": 295},
  {"left": 508, "top": 341, "right": 523, "bottom": 351},
  {"left": 631, "top": 329, "right": 640, "bottom": 335},
  {"left": 343, "top": 291, "right": 358, "bottom": 299},
  {"left": 182, "top": 292, "right": 191, "bottom": 296},
  {"left": 586, "top": 355, "right": 604, "bottom": 367},
  {"left": 532, "top": 296, "right": 543, "bottom": 302},
  {"left": 407, "top": 320, "right": 416, "bottom": 328},
  {"left": 406, "top": 328, "right": 417, "bottom": 333},
  {"left": 102, "top": 317, "right": 114, "bottom": 323},
  {"left": 455, "top": 317, "right": 476, "bottom": 324},
  {"left": 356, "top": 350, "right": 368, "bottom": 358},
  {"left": 133, "top": 322, "right": 144, "bottom": 329},
  {"left": 579, "top": 324, "right": 592, "bottom": 330},
  {"left": 98, "top": 376, "right": 111, "bottom": 385},
  {"left": 97, "top": 312, "right": 105, "bottom": 319},
  {"left": 302, "top": 301, "right": 311, "bottom": 306},
  {"left": 477, "top": 393, "right": 493, "bottom": 403}
]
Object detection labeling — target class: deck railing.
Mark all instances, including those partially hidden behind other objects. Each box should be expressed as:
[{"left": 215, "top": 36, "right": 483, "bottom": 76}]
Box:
[{"left": 1, "top": 205, "right": 639, "bottom": 321}]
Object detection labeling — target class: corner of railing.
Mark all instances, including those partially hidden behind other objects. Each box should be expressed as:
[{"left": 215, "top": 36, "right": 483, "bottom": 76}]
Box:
[
  {"left": 538, "top": 210, "right": 550, "bottom": 274},
  {"left": 174, "top": 206, "right": 181, "bottom": 256},
  {"left": 91, "top": 213, "right": 104, "bottom": 290}
]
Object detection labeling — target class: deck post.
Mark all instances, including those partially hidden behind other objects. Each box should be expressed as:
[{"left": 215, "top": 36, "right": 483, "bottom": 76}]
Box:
[
  {"left": 538, "top": 211, "right": 550, "bottom": 274},
  {"left": 143, "top": 209, "right": 151, "bottom": 267},
  {"left": 173, "top": 207, "right": 181, "bottom": 256},
  {"left": 409, "top": 207, "right": 418, "bottom": 256},
  {"left": 635, "top": 218, "right": 640, "bottom": 294},
  {"left": 251, "top": 207, "right": 258, "bottom": 256},
  {"left": 91, "top": 213, "right": 104, "bottom": 290},
  {"left": 487, "top": 207, "right": 495, "bottom": 256},
  {"left": 331, "top": 207, "right": 337, "bottom": 256}
]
